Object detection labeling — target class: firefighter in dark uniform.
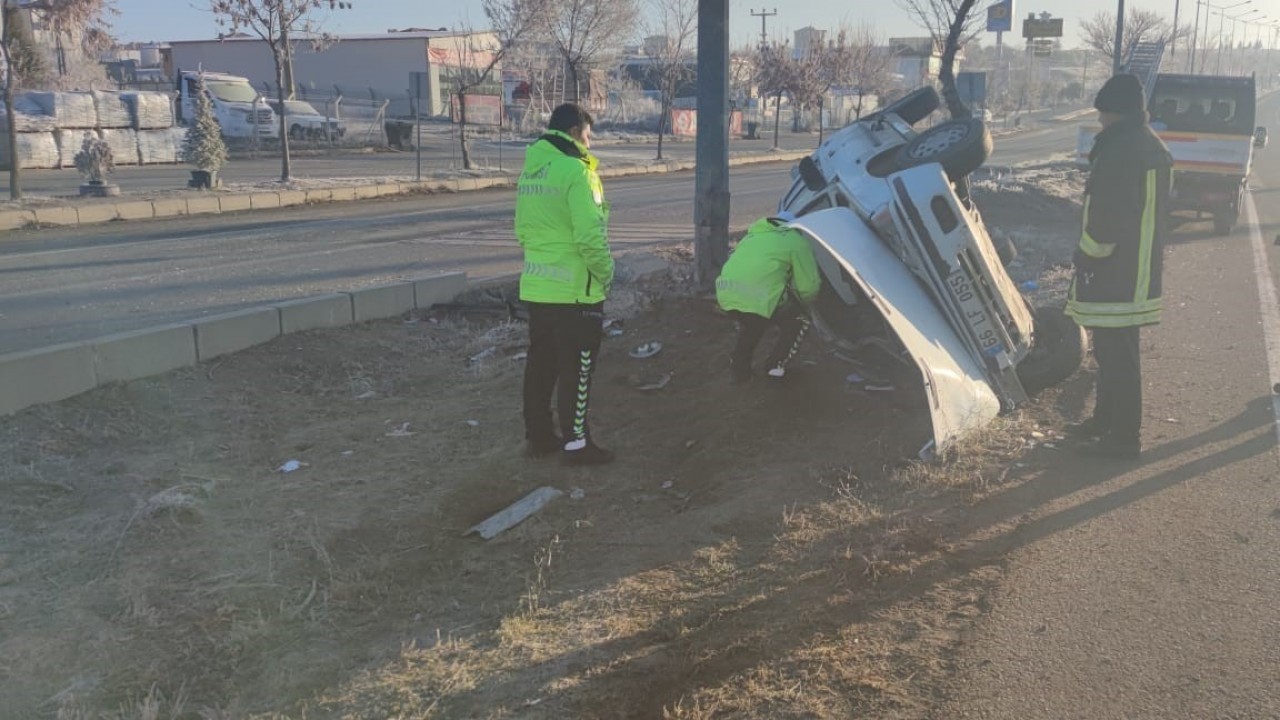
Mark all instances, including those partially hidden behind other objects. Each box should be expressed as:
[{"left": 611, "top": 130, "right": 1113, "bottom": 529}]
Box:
[{"left": 1066, "top": 73, "right": 1172, "bottom": 459}]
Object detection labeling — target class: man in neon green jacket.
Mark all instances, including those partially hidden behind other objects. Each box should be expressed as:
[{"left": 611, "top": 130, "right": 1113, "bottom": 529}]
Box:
[
  {"left": 515, "top": 103, "right": 615, "bottom": 465},
  {"left": 715, "top": 212, "right": 822, "bottom": 383}
]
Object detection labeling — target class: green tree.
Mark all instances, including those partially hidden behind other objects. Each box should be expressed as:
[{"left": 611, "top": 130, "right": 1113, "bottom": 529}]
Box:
[{"left": 182, "top": 75, "right": 229, "bottom": 178}]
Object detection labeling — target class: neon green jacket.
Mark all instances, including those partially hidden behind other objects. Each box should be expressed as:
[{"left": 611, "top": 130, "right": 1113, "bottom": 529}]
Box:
[
  {"left": 715, "top": 217, "right": 821, "bottom": 318},
  {"left": 515, "top": 130, "right": 613, "bottom": 304}
]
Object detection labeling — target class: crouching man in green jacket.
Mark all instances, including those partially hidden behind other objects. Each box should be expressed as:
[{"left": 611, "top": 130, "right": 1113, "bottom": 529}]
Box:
[
  {"left": 515, "top": 103, "right": 616, "bottom": 466},
  {"left": 715, "top": 212, "right": 822, "bottom": 383}
]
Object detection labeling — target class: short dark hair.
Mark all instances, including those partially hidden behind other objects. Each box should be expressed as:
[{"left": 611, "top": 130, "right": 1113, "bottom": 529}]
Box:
[{"left": 548, "top": 103, "right": 594, "bottom": 134}]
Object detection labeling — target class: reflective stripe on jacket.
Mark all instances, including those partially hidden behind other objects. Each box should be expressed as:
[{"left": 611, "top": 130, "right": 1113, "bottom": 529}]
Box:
[
  {"left": 1067, "top": 118, "right": 1172, "bottom": 328},
  {"left": 515, "top": 129, "right": 613, "bottom": 304},
  {"left": 715, "top": 217, "right": 822, "bottom": 318}
]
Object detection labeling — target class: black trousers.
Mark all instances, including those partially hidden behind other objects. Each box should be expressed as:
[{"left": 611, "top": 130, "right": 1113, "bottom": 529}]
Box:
[
  {"left": 522, "top": 301, "right": 604, "bottom": 446},
  {"left": 1090, "top": 325, "right": 1142, "bottom": 445},
  {"left": 729, "top": 304, "right": 810, "bottom": 371}
]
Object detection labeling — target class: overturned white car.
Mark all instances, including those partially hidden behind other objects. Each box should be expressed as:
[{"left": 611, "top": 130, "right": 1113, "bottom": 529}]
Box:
[{"left": 778, "top": 87, "right": 1084, "bottom": 457}]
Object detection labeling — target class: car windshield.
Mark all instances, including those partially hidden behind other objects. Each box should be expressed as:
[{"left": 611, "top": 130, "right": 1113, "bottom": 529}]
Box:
[{"left": 205, "top": 81, "right": 258, "bottom": 104}]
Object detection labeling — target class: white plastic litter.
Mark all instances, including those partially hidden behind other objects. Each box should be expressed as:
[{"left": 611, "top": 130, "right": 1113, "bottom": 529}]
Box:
[
  {"left": 569, "top": 487, "right": 585, "bottom": 500},
  {"left": 385, "top": 422, "right": 416, "bottom": 437},
  {"left": 629, "top": 341, "right": 663, "bottom": 359},
  {"left": 465, "top": 420, "right": 480, "bottom": 427},
  {"left": 661, "top": 480, "right": 674, "bottom": 490},
  {"left": 636, "top": 372, "right": 671, "bottom": 391},
  {"left": 277, "top": 460, "right": 303, "bottom": 473}
]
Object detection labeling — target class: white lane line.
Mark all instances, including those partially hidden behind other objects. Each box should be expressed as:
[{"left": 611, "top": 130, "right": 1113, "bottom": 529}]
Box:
[{"left": 1244, "top": 193, "right": 1280, "bottom": 447}]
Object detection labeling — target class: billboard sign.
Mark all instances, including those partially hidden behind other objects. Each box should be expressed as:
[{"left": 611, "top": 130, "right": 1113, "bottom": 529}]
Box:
[
  {"left": 1022, "top": 16, "right": 1064, "bottom": 39},
  {"left": 987, "top": 0, "right": 1013, "bottom": 33}
]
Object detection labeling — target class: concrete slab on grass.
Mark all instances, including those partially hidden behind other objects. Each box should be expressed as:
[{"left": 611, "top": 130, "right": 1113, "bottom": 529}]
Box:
[
  {"left": 354, "top": 185, "right": 381, "bottom": 200},
  {"left": 278, "top": 190, "right": 307, "bottom": 207},
  {"left": 0, "top": 341, "right": 97, "bottom": 416},
  {"left": 329, "top": 187, "right": 357, "bottom": 202},
  {"left": 194, "top": 307, "right": 281, "bottom": 360},
  {"left": 412, "top": 272, "right": 469, "bottom": 309},
  {"left": 275, "top": 294, "right": 354, "bottom": 334},
  {"left": 347, "top": 282, "right": 416, "bottom": 323},
  {"left": 91, "top": 323, "right": 197, "bottom": 384},
  {"left": 305, "top": 189, "right": 333, "bottom": 204}
]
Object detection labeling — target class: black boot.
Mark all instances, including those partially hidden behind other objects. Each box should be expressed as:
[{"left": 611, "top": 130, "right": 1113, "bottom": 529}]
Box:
[
  {"left": 561, "top": 441, "right": 616, "bottom": 466},
  {"left": 526, "top": 432, "right": 563, "bottom": 459}
]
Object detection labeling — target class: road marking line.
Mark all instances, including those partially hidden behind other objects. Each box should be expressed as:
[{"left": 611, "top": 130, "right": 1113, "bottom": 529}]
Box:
[{"left": 1244, "top": 193, "right": 1280, "bottom": 447}]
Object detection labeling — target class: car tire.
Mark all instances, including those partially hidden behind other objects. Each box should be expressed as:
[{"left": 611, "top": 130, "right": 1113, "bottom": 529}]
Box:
[
  {"left": 1016, "top": 305, "right": 1087, "bottom": 396},
  {"left": 993, "top": 233, "right": 1017, "bottom": 267},
  {"left": 893, "top": 119, "right": 993, "bottom": 180},
  {"left": 877, "top": 86, "right": 942, "bottom": 126},
  {"left": 1213, "top": 214, "right": 1232, "bottom": 235},
  {"left": 289, "top": 124, "right": 304, "bottom": 140}
]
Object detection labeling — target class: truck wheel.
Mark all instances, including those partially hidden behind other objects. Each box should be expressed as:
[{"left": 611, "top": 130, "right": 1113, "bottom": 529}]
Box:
[
  {"left": 1213, "top": 214, "right": 1233, "bottom": 236},
  {"left": 878, "top": 86, "right": 941, "bottom": 126},
  {"left": 1016, "top": 305, "right": 1086, "bottom": 395},
  {"left": 894, "top": 119, "right": 993, "bottom": 180},
  {"left": 289, "top": 124, "right": 305, "bottom": 140}
]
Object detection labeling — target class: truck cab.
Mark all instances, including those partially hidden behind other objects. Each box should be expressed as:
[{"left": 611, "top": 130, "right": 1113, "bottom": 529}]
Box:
[
  {"left": 1078, "top": 73, "right": 1255, "bottom": 235},
  {"left": 176, "top": 71, "right": 278, "bottom": 141}
]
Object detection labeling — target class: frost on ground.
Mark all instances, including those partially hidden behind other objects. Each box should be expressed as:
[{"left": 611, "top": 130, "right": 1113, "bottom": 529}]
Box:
[{"left": 0, "top": 162, "right": 1088, "bottom": 719}]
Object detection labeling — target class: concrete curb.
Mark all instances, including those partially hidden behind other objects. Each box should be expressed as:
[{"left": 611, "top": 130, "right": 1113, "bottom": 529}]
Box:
[
  {"left": 0, "top": 271, "right": 468, "bottom": 417},
  {"left": 0, "top": 151, "right": 812, "bottom": 235}
]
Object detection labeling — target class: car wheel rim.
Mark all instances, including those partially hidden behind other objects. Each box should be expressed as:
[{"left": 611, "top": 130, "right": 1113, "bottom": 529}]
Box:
[{"left": 908, "top": 125, "right": 969, "bottom": 159}]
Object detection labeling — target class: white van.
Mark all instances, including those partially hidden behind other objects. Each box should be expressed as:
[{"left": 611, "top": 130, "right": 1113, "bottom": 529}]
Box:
[{"left": 176, "top": 71, "right": 278, "bottom": 140}]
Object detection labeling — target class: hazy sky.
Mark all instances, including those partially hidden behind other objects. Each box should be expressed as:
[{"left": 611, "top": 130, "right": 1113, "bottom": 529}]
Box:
[{"left": 114, "top": 1, "right": 1198, "bottom": 49}]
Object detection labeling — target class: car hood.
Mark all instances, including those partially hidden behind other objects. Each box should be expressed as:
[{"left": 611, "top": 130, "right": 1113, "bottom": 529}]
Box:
[{"left": 787, "top": 208, "right": 1002, "bottom": 458}]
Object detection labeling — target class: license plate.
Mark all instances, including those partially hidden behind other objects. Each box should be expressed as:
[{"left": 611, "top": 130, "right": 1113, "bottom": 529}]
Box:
[{"left": 947, "top": 270, "right": 1005, "bottom": 355}]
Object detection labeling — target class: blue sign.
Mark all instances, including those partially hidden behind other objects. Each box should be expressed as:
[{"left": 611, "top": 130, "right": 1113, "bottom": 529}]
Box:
[{"left": 987, "top": 0, "right": 1013, "bottom": 33}]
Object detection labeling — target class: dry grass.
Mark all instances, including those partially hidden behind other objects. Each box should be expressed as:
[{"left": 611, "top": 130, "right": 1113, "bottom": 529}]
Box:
[{"left": 1, "top": 251, "right": 1081, "bottom": 718}]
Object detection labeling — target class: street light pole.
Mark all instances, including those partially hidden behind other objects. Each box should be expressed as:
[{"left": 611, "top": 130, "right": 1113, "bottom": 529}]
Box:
[{"left": 1191, "top": 0, "right": 1202, "bottom": 72}]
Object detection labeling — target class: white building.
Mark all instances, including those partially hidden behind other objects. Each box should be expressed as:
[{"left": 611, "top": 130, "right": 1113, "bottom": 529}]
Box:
[
  {"left": 888, "top": 37, "right": 963, "bottom": 87},
  {"left": 167, "top": 29, "right": 499, "bottom": 117}
]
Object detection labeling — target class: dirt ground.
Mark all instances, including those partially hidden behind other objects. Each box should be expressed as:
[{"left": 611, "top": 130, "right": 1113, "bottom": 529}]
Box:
[{"left": 1, "top": 164, "right": 1087, "bottom": 718}]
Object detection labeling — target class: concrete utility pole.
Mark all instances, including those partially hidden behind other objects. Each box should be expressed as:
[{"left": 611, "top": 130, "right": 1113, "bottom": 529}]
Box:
[
  {"left": 695, "top": 0, "right": 730, "bottom": 286},
  {"left": 750, "top": 8, "right": 777, "bottom": 49},
  {"left": 1113, "top": 0, "right": 1126, "bottom": 74}
]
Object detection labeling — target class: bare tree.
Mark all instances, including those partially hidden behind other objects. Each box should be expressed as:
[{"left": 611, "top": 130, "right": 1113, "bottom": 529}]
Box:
[
  {"left": 642, "top": 0, "right": 696, "bottom": 160},
  {"left": 448, "top": 0, "right": 549, "bottom": 169},
  {"left": 838, "top": 24, "right": 892, "bottom": 121},
  {"left": 208, "top": 0, "right": 352, "bottom": 182},
  {"left": 542, "top": 0, "right": 639, "bottom": 104},
  {"left": 38, "top": 0, "right": 115, "bottom": 85},
  {"left": 755, "top": 40, "right": 792, "bottom": 149},
  {"left": 1080, "top": 9, "right": 1186, "bottom": 64},
  {"left": 788, "top": 38, "right": 840, "bottom": 138},
  {"left": 2, "top": 2, "right": 47, "bottom": 199},
  {"left": 895, "top": 0, "right": 982, "bottom": 118}
]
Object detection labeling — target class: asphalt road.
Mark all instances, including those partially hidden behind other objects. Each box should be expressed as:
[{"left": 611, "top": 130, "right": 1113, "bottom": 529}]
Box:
[
  {"left": 941, "top": 93, "right": 1280, "bottom": 718},
  {"left": 0, "top": 116, "right": 1082, "bottom": 355}
]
